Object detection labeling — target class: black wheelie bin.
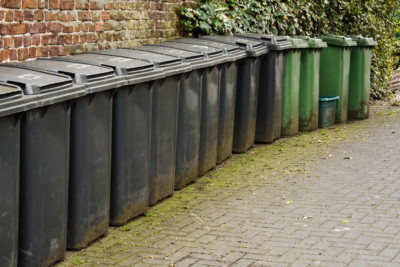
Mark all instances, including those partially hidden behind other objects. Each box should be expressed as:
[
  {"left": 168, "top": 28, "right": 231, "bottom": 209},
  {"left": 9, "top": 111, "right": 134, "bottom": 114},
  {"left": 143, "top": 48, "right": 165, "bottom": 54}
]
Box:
[
  {"left": 234, "top": 33, "right": 292, "bottom": 143},
  {"left": 169, "top": 38, "right": 247, "bottom": 163},
  {"left": 94, "top": 48, "right": 191, "bottom": 206},
  {"left": 0, "top": 65, "right": 85, "bottom": 267},
  {"left": 15, "top": 58, "right": 125, "bottom": 249},
  {"left": 136, "top": 43, "right": 229, "bottom": 180},
  {"left": 200, "top": 35, "right": 269, "bottom": 152},
  {"left": 0, "top": 82, "right": 37, "bottom": 267},
  {"left": 52, "top": 53, "right": 164, "bottom": 226}
]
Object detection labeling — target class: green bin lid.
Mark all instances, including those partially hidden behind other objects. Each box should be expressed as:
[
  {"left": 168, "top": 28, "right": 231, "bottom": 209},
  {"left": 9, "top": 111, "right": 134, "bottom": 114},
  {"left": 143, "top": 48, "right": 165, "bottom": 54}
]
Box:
[
  {"left": 320, "top": 36, "right": 357, "bottom": 47},
  {"left": 319, "top": 96, "right": 339, "bottom": 102},
  {"left": 284, "top": 37, "right": 309, "bottom": 49},
  {"left": 294, "top": 36, "right": 327, "bottom": 48},
  {"left": 347, "top": 35, "right": 378, "bottom": 47}
]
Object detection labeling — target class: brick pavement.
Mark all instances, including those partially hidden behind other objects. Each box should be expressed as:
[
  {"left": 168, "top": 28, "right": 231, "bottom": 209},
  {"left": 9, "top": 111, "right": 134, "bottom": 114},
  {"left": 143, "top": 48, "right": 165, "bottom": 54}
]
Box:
[{"left": 59, "top": 105, "right": 400, "bottom": 266}]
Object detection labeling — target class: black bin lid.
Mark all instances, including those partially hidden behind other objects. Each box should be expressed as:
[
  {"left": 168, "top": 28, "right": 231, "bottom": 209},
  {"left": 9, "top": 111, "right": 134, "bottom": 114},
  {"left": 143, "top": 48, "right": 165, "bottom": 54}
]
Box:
[
  {"left": 0, "top": 65, "right": 85, "bottom": 107},
  {"left": 94, "top": 48, "right": 191, "bottom": 76},
  {"left": 59, "top": 54, "right": 155, "bottom": 76},
  {"left": 234, "top": 33, "right": 293, "bottom": 50},
  {"left": 0, "top": 82, "right": 38, "bottom": 116},
  {"left": 14, "top": 58, "right": 125, "bottom": 93},
  {"left": 157, "top": 42, "right": 226, "bottom": 58},
  {"left": 200, "top": 35, "right": 269, "bottom": 57}
]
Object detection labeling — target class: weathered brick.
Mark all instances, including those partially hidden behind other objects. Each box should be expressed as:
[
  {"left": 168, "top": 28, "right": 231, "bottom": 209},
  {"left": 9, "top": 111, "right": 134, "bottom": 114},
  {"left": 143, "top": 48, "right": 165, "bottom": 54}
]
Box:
[
  {"left": 30, "top": 22, "right": 46, "bottom": 34},
  {"left": 31, "top": 34, "right": 40, "bottom": 45},
  {"left": 48, "top": 0, "right": 58, "bottom": 9},
  {"left": 8, "top": 49, "right": 18, "bottom": 61},
  {"left": 28, "top": 46, "right": 36, "bottom": 58},
  {"left": 0, "top": 49, "right": 9, "bottom": 61},
  {"left": 18, "top": 47, "right": 29, "bottom": 60},
  {"left": 2, "top": 0, "right": 21, "bottom": 9},
  {"left": 47, "top": 22, "right": 63, "bottom": 33},
  {"left": 45, "top": 10, "right": 59, "bottom": 21},
  {"left": 0, "top": 25, "right": 11, "bottom": 35},
  {"left": 23, "top": 36, "right": 32, "bottom": 47},
  {"left": 3, "top": 37, "right": 13, "bottom": 48},
  {"left": 60, "top": 0, "right": 74, "bottom": 10},
  {"left": 22, "top": 0, "right": 36, "bottom": 8},
  {"left": 14, "top": 10, "right": 23, "bottom": 21},
  {"left": 5, "top": 11, "right": 14, "bottom": 21},
  {"left": 10, "top": 23, "right": 29, "bottom": 34},
  {"left": 62, "top": 23, "right": 74, "bottom": 33},
  {"left": 36, "top": 46, "right": 48, "bottom": 57},
  {"left": 13, "top": 36, "right": 23, "bottom": 47},
  {"left": 101, "top": 11, "right": 110, "bottom": 20},
  {"left": 33, "top": 10, "right": 44, "bottom": 20},
  {"left": 23, "top": 10, "right": 34, "bottom": 21}
]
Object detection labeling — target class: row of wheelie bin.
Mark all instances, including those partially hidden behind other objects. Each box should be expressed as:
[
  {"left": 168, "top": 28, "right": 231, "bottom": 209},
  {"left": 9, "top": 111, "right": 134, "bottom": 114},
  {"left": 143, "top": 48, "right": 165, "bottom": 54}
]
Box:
[{"left": 0, "top": 33, "right": 376, "bottom": 267}]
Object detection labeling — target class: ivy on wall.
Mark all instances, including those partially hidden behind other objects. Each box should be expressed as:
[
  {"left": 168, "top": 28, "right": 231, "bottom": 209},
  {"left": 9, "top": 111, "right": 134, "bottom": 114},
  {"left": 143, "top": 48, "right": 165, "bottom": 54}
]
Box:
[{"left": 179, "top": 0, "right": 400, "bottom": 99}]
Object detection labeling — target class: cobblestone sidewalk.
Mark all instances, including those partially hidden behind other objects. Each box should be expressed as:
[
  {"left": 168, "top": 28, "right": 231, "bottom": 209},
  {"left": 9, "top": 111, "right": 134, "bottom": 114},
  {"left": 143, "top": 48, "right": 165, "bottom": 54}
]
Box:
[{"left": 59, "top": 105, "right": 400, "bottom": 267}]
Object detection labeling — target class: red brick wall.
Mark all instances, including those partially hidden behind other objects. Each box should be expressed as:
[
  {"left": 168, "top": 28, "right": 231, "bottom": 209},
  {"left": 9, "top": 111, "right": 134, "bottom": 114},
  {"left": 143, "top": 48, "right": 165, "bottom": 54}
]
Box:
[{"left": 0, "top": 0, "right": 197, "bottom": 62}]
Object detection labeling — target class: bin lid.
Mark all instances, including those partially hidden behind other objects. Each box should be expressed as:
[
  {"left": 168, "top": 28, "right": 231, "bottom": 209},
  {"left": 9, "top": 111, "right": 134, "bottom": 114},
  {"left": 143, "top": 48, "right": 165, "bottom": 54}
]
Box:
[
  {"left": 0, "top": 65, "right": 85, "bottom": 106},
  {"left": 347, "top": 35, "right": 378, "bottom": 47},
  {"left": 138, "top": 43, "right": 228, "bottom": 70},
  {"left": 284, "top": 37, "right": 309, "bottom": 49},
  {"left": 200, "top": 35, "right": 269, "bottom": 57},
  {"left": 15, "top": 58, "right": 125, "bottom": 94},
  {"left": 52, "top": 53, "right": 164, "bottom": 85},
  {"left": 0, "top": 82, "right": 38, "bottom": 116},
  {"left": 295, "top": 36, "right": 327, "bottom": 48},
  {"left": 320, "top": 36, "right": 357, "bottom": 47},
  {"left": 234, "top": 33, "right": 293, "bottom": 51},
  {"left": 95, "top": 48, "right": 191, "bottom": 76}
]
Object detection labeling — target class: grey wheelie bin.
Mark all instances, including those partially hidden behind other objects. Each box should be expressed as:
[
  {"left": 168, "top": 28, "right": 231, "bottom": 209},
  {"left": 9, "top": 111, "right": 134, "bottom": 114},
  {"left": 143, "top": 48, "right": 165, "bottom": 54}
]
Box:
[
  {"left": 15, "top": 58, "right": 125, "bottom": 249},
  {"left": 0, "top": 82, "right": 37, "bottom": 267},
  {"left": 163, "top": 38, "right": 247, "bottom": 164},
  {"left": 234, "top": 33, "right": 292, "bottom": 143},
  {"left": 137, "top": 43, "right": 229, "bottom": 180},
  {"left": 347, "top": 36, "right": 377, "bottom": 120},
  {"left": 200, "top": 35, "right": 269, "bottom": 152},
  {"left": 319, "top": 36, "right": 357, "bottom": 123},
  {"left": 0, "top": 65, "right": 85, "bottom": 267},
  {"left": 94, "top": 48, "right": 191, "bottom": 206},
  {"left": 54, "top": 53, "right": 164, "bottom": 226}
]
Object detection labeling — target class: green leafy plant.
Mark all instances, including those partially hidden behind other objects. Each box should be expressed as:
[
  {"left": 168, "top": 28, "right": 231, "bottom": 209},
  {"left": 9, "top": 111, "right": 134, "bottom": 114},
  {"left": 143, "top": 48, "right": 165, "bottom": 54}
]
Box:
[{"left": 179, "top": 0, "right": 400, "bottom": 99}]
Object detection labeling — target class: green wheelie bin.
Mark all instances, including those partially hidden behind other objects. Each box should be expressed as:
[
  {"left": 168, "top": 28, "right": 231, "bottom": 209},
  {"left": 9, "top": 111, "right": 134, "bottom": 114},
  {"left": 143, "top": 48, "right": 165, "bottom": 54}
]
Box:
[
  {"left": 281, "top": 37, "right": 308, "bottom": 136},
  {"left": 347, "top": 35, "right": 378, "bottom": 120},
  {"left": 319, "top": 36, "right": 357, "bottom": 123},
  {"left": 297, "top": 37, "right": 327, "bottom": 132}
]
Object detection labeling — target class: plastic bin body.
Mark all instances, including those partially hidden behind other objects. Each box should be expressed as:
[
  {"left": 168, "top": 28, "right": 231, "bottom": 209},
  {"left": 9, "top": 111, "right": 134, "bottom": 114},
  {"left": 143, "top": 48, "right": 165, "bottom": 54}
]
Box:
[
  {"left": 281, "top": 38, "right": 309, "bottom": 136},
  {"left": 95, "top": 48, "right": 189, "bottom": 205},
  {"left": 234, "top": 33, "right": 293, "bottom": 143},
  {"left": 347, "top": 36, "right": 377, "bottom": 120},
  {"left": 16, "top": 58, "right": 125, "bottom": 249},
  {"left": 319, "top": 36, "right": 357, "bottom": 123},
  {"left": 170, "top": 38, "right": 247, "bottom": 163},
  {"left": 0, "top": 83, "right": 37, "bottom": 267},
  {"left": 58, "top": 53, "right": 164, "bottom": 225},
  {"left": 298, "top": 37, "right": 327, "bottom": 132},
  {"left": 0, "top": 66, "right": 85, "bottom": 267},
  {"left": 319, "top": 96, "right": 339, "bottom": 127},
  {"left": 200, "top": 35, "right": 268, "bottom": 153},
  {"left": 134, "top": 43, "right": 229, "bottom": 181},
  {"left": 160, "top": 42, "right": 229, "bottom": 176}
]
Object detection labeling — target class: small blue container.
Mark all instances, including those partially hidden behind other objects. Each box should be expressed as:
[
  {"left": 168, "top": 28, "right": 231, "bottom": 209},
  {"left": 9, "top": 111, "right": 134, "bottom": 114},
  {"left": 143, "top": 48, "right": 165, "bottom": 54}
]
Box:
[{"left": 319, "top": 96, "right": 339, "bottom": 127}]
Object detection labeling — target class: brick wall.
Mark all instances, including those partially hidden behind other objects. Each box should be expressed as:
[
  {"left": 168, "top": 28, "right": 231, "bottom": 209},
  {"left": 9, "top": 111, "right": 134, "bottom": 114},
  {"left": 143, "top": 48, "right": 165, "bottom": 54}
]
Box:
[{"left": 0, "top": 0, "right": 196, "bottom": 62}]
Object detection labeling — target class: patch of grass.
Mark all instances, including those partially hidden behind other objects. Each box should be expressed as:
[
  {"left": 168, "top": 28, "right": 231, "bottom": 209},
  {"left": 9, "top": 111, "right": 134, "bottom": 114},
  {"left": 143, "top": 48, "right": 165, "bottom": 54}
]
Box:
[{"left": 120, "top": 225, "right": 132, "bottom": 232}]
